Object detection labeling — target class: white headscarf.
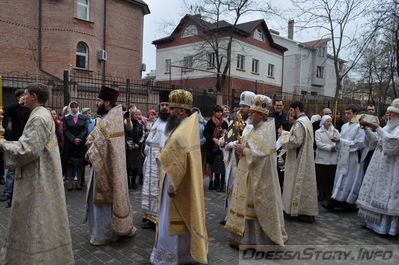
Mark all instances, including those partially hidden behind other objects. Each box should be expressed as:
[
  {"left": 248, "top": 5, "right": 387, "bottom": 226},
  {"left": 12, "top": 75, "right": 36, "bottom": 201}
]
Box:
[
  {"left": 320, "top": 115, "right": 335, "bottom": 138},
  {"left": 191, "top": 107, "right": 206, "bottom": 124},
  {"left": 310, "top": 114, "right": 321, "bottom": 123},
  {"left": 67, "top": 101, "right": 81, "bottom": 118}
]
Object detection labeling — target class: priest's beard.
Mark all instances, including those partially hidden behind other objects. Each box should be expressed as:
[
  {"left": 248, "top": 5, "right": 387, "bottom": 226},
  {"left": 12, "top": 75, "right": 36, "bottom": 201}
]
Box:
[
  {"left": 165, "top": 113, "right": 180, "bottom": 135},
  {"left": 97, "top": 104, "right": 109, "bottom": 116},
  {"left": 159, "top": 111, "right": 170, "bottom": 121},
  {"left": 386, "top": 117, "right": 399, "bottom": 132}
]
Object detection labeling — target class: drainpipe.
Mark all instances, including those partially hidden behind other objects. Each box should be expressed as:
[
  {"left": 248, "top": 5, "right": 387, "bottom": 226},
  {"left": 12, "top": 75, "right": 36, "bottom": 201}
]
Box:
[
  {"left": 281, "top": 52, "right": 285, "bottom": 96},
  {"left": 102, "top": 0, "right": 107, "bottom": 82}
]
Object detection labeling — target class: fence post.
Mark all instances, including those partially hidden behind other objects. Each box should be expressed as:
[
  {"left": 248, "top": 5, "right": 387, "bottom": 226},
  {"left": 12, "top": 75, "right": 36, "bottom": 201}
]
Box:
[
  {"left": 126, "top": 79, "right": 130, "bottom": 107},
  {"left": 63, "top": 70, "right": 70, "bottom": 106}
]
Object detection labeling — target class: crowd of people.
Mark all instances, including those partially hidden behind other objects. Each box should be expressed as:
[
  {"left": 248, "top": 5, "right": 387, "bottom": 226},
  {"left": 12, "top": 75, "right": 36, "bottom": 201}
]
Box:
[{"left": 0, "top": 83, "right": 398, "bottom": 265}]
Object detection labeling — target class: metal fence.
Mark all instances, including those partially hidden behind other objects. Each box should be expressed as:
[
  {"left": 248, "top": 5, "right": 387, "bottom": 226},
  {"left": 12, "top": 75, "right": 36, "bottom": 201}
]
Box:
[{"left": 0, "top": 71, "right": 387, "bottom": 118}]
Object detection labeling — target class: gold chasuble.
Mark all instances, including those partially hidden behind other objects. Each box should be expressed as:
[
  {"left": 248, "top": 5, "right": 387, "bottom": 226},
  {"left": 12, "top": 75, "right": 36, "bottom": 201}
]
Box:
[
  {"left": 225, "top": 119, "right": 288, "bottom": 246},
  {"left": 86, "top": 105, "right": 134, "bottom": 235},
  {"left": 158, "top": 112, "right": 208, "bottom": 264},
  {"left": 282, "top": 115, "right": 318, "bottom": 217},
  {"left": 2, "top": 106, "right": 74, "bottom": 264}
]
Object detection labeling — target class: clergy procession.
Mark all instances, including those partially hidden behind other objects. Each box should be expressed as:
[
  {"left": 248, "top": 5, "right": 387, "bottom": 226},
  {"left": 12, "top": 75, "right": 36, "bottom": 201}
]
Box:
[{"left": 0, "top": 82, "right": 398, "bottom": 265}]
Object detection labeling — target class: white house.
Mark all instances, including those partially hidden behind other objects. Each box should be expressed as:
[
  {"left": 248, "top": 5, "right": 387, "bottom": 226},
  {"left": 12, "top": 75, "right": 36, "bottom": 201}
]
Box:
[
  {"left": 271, "top": 26, "right": 344, "bottom": 97},
  {"left": 152, "top": 14, "right": 287, "bottom": 99}
]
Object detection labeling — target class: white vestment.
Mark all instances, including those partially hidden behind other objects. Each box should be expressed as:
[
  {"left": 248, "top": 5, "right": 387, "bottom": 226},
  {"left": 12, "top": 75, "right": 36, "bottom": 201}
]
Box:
[
  {"left": 223, "top": 120, "right": 253, "bottom": 221},
  {"left": 357, "top": 124, "right": 399, "bottom": 235},
  {"left": 142, "top": 118, "right": 168, "bottom": 222},
  {"left": 332, "top": 122, "right": 366, "bottom": 204},
  {"left": 150, "top": 175, "right": 193, "bottom": 265}
]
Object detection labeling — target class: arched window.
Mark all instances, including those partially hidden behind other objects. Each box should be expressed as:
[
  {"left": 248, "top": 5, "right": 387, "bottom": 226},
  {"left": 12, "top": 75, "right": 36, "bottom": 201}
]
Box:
[
  {"left": 76, "top": 42, "right": 89, "bottom": 69},
  {"left": 181, "top": 25, "right": 198, "bottom": 38}
]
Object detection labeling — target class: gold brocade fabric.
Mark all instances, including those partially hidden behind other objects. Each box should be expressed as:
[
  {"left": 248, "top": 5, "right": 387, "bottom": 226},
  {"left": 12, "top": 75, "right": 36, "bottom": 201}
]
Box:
[
  {"left": 86, "top": 105, "right": 135, "bottom": 235},
  {"left": 282, "top": 116, "right": 318, "bottom": 217},
  {"left": 157, "top": 113, "right": 208, "bottom": 264},
  {"left": 225, "top": 120, "right": 288, "bottom": 246},
  {"left": 2, "top": 106, "right": 74, "bottom": 265}
]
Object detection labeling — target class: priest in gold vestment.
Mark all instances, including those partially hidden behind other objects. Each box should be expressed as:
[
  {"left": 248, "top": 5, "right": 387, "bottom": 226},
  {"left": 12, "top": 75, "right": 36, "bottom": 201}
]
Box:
[
  {"left": 0, "top": 84, "right": 74, "bottom": 265},
  {"left": 85, "top": 86, "right": 136, "bottom": 245},
  {"left": 225, "top": 95, "right": 288, "bottom": 248},
  {"left": 150, "top": 89, "right": 208, "bottom": 265},
  {"left": 282, "top": 101, "right": 318, "bottom": 223}
]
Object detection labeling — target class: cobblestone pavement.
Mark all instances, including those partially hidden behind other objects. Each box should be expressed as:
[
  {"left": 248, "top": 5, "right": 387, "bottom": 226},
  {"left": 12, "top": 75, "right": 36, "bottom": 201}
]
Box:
[{"left": 0, "top": 177, "right": 398, "bottom": 265}]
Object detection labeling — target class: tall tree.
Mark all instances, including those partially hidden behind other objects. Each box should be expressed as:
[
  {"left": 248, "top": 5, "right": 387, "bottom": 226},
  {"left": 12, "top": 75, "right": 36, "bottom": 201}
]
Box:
[
  {"left": 183, "top": 0, "right": 275, "bottom": 92},
  {"left": 291, "top": 0, "right": 378, "bottom": 99}
]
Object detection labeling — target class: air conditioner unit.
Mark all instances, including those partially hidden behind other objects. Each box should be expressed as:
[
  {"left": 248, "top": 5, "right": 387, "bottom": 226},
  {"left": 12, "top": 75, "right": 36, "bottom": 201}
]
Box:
[
  {"left": 206, "top": 88, "right": 215, "bottom": 94},
  {"left": 97, "top": 50, "right": 107, "bottom": 61},
  {"left": 141, "top": 63, "right": 146, "bottom": 72}
]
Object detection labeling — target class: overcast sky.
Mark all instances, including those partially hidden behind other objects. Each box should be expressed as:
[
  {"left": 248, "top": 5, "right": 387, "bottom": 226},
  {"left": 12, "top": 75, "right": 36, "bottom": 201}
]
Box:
[{"left": 141, "top": 0, "right": 325, "bottom": 76}]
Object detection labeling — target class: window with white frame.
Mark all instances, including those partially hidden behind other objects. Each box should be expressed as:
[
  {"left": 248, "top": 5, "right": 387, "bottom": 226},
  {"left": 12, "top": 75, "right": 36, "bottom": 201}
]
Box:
[
  {"left": 267, "top": 63, "right": 274, "bottom": 77},
  {"left": 317, "top": 47, "right": 326, "bottom": 57},
  {"left": 77, "top": 0, "right": 90, "bottom": 21},
  {"left": 237, "top": 54, "right": 245, "bottom": 70},
  {"left": 252, "top": 59, "right": 259, "bottom": 73},
  {"left": 207, "top": 52, "right": 216, "bottom": 68},
  {"left": 182, "top": 25, "right": 198, "bottom": 38},
  {"left": 76, "top": 42, "right": 89, "bottom": 69},
  {"left": 254, "top": 29, "right": 265, "bottom": 41},
  {"left": 165, "top": 59, "right": 171, "bottom": 73},
  {"left": 316, "top": 66, "right": 324, "bottom": 78},
  {"left": 183, "top": 56, "right": 193, "bottom": 69}
]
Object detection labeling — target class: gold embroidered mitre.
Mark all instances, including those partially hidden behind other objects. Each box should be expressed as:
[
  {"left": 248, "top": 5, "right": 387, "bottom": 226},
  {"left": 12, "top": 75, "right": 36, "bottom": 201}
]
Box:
[
  {"left": 168, "top": 89, "right": 193, "bottom": 110},
  {"left": 250, "top": 94, "right": 272, "bottom": 115}
]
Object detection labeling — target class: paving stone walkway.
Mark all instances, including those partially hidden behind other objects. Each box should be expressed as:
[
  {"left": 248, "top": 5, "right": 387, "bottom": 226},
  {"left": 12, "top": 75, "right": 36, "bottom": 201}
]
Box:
[{"left": 0, "top": 178, "right": 398, "bottom": 264}]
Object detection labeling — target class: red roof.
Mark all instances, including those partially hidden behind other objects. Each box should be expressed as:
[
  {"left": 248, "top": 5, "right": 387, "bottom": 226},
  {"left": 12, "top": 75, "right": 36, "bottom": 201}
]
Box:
[{"left": 301, "top": 38, "right": 331, "bottom": 48}]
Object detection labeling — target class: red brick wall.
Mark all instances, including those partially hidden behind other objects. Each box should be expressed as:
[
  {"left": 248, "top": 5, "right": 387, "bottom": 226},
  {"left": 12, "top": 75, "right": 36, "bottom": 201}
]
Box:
[{"left": 0, "top": 0, "right": 146, "bottom": 79}]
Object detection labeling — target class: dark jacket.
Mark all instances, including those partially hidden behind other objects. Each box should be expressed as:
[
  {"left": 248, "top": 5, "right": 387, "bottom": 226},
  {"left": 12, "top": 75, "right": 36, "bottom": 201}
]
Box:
[
  {"left": 63, "top": 114, "right": 88, "bottom": 163},
  {"left": 204, "top": 118, "right": 227, "bottom": 164},
  {"left": 269, "top": 111, "right": 291, "bottom": 138},
  {"left": 3, "top": 103, "right": 31, "bottom": 141}
]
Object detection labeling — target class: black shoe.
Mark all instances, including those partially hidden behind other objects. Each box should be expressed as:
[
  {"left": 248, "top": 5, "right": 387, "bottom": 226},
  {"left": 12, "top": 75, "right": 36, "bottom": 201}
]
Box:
[
  {"left": 322, "top": 203, "right": 336, "bottom": 211},
  {"left": 219, "top": 220, "right": 226, "bottom": 225},
  {"left": 208, "top": 180, "right": 214, "bottom": 190},
  {"left": 297, "top": 215, "right": 315, "bottom": 223},
  {"left": 0, "top": 194, "right": 10, "bottom": 202}
]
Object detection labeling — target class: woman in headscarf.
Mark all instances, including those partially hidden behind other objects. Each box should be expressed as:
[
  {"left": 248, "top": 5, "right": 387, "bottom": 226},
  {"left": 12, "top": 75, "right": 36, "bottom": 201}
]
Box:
[
  {"left": 50, "top": 108, "right": 64, "bottom": 156},
  {"left": 204, "top": 105, "right": 228, "bottom": 192},
  {"left": 146, "top": 109, "right": 157, "bottom": 131},
  {"left": 315, "top": 115, "right": 340, "bottom": 202},
  {"left": 63, "top": 101, "right": 88, "bottom": 191}
]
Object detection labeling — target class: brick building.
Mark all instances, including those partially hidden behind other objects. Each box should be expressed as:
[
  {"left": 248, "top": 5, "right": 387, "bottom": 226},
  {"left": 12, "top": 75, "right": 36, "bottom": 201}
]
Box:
[
  {"left": 152, "top": 14, "right": 287, "bottom": 104},
  {"left": 0, "top": 0, "right": 149, "bottom": 80}
]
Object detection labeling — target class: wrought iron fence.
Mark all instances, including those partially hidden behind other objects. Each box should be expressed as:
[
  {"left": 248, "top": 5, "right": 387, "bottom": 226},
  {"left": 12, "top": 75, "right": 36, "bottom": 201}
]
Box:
[{"left": 0, "top": 71, "right": 387, "bottom": 119}]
